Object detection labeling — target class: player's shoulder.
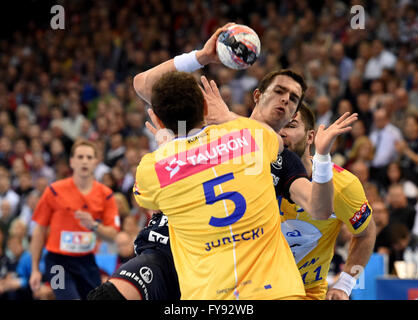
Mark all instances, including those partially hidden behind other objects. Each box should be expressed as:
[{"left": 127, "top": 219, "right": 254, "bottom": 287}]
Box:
[
  {"left": 332, "top": 164, "right": 364, "bottom": 195},
  {"left": 217, "top": 116, "right": 272, "bottom": 131},
  {"left": 332, "top": 164, "right": 358, "bottom": 184},
  {"left": 47, "top": 177, "right": 74, "bottom": 194},
  {"left": 93, "top": 180, "right": 114, "bottom": 196}
]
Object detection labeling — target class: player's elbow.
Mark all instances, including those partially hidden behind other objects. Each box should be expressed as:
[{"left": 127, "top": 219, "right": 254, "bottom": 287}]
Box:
[
  {"left": 133, "top": 73, "right": 143, "bottom": 94},
  {"left": 354, "top": 218, "right": 376, "bottom": 241},
  {"left": 133, "top": 72, "right": 151, "bottom": 103}
]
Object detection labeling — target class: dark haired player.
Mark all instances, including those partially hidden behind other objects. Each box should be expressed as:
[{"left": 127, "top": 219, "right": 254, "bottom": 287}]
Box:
[{"left": 278, "top": 103, "right": 375, "bottom": 300}]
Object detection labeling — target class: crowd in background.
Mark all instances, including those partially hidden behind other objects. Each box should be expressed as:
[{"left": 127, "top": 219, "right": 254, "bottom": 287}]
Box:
[{"left": 0, "top": 0, "right": 417, "bottom": 299}]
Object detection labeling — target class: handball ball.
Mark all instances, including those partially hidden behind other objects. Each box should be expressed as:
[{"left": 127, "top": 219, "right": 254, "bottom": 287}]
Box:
[{"left": 216, "top": 24, "right": 261, "bottom": 70}]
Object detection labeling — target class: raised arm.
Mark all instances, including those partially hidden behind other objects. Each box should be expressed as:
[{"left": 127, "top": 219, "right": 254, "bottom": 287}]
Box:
[
  {"left": 289, "top": 112, "right": 358, "bottom": 220},
  {"left": 133, "top": 23, "right": 235, "bottom": 104}
]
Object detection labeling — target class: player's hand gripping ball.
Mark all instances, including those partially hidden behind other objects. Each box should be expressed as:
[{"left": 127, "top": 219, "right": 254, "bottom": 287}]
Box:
[{"left": 216, "top": 24, "right": 261, "bottom": 70}]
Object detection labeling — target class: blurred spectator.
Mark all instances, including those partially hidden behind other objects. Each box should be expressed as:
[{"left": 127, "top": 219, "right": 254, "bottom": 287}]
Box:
[
  {"left": 60, "top": 102, "right": 86, "bottom": 142},
  {"left": 350, "top": 160, "right": 370, "bottom": 186},
  {"left": 123, "top": 111, "right": 145, "bottom": 138},
  {"left": 372, "top": 200, "right": 411, "bottom": 275},
  {"left": 387, "top": 223, "right": 411, "bottom": 275},
  {"left": 8, "top": 138, "right": 33, "bottom": 170},
  {"left": 122, "top": 215, "right": 141, "bottom": 243},
  {"left": 49, "top": 121, "right": 73, "bottom": 156},
  {"left": 330, "top": 42, "right": 354, "bottom": 82},
  {"left": 8, "top": 219, "right": 29, "bottom": 250},
  {"left": 369, "top": 108, "right": 403, "bottom": 182},
  {"left": 114, "top": 193, "right": 131, "bottom": 226},
  {"left": 0, "top": 168, "right": 20, "bottom": 218},
  {"left": 395, "top": 112, "right": 418, "bottom": 184},
  {"left": 315, "top": 95, "right": 333, "bottom": 128},
  {"left": 386, "top": 184, "right": 416, "bottom": 232},
  {"left": 101, "top": 172, "right": 121, "bottom": 193},
  {"left": 0, "top": 235, "right": 32, "bottom": 300},
  {"left": 0, "top": 229, "right": 12, "bottom": 297},
  {"left": 343, "top": 71, "right": 363, "bottom": 110},
  {"left": 105, "top": 133, "right": 125, "bottom": 168},
  {"left": 0, "top": 138, "right": 13, "bottom": 169},
  {"left": 391, "top": 88, "right": 415, "bottom": 129},
  {"left": 114, "top": 231, "right": 135, "bottom": 271},
  {"left": 328, "top": 224, "right": 351, "bottom": 287},
  {"left": 17, "top": 190, "right": 40, "bottom": 238},
  {"left": 350, "top": 120, "right": 367, "bottom": 142},
  {"left": 48, "top": 137, "right": 69, "bottom": 168},
  {"left": 409, "top": 70, "right": 418, "bottom": 108},
  {"left": 30, "top": 154, "right": 55, "bottom": 184},
  {"left": 383, "top": 161, "right": 417, "bottom": 203},
  {"left": 369, "top": 79, "right": 387, "bottom": 111},
  {"left": 363, "top": 182, "right": 382, "bottom": 206},
  {"left": 345, "top": 136, "right": 375, "bottom": 171},
  {"left": 326, "top": 77, "right": 343, "bottom": 112},
  {"left": 93, "top": 143, "right": 111, "bottom": 182},
  {"left": 398, "top": 4, "right": 418, "bottom": 44},
  {"left": 0, "top": 201, "right": 14, "bottom": 238},
  {"left": 15, "top": 172, "right": 34, "bottom": 211},
  {"left": 373, "top": 200, "right": 392, "bottom": 255},
  {"left": 0, "top": 235, "right": 51, "bottom": 300},
  {"left": 364, "top": 39, "right": 397, "bottom": 80}
]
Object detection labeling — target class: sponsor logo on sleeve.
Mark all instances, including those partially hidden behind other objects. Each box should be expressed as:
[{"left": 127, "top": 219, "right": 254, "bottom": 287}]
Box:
[
  {"left": 349, "top": 202, "right": 371, "bottom": 230},
  {"left": 139, "top": 267, "right": 153, "bottom": 284}
]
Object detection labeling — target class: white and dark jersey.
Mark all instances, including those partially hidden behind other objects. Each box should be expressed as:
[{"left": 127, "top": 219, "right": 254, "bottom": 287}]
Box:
[
  {"left": 271, "top": 148, "right": 309, "bottom": 202},
  {"left": 134, "top": 212, "right": 171, "bottom": 257}
]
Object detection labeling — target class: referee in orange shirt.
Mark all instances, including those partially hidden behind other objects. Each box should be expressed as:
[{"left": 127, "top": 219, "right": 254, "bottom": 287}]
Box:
[{"left": 29, "top": 139, "right": 120, "bottom": 300}]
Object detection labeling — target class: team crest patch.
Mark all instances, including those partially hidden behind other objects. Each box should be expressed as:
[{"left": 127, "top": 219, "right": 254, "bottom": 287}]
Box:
[
  {"left": 140, "top": 267, "right": 153, "bottom": 284},
  {"left": 350, "top": 202, "right": 371, "bottom": 230},
  {"left": 271, "top": 155, "right": 282, "bottom": 170}
]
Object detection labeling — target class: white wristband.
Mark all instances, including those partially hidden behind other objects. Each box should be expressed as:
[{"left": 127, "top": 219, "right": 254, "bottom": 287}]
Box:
[
  {"left": 332, "top": 272, "right": 357, "bottom": 297},
  {"left": 312, "top": 152, "right": 333, "bottom": 183},
  {"left": 173, "top": 50, "right": 204, "bottom": 72}
]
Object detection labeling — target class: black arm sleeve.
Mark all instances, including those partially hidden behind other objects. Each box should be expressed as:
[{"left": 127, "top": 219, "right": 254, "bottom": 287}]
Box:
[{"left": 270, "top": 148, "right": 309, "bottom": 203}]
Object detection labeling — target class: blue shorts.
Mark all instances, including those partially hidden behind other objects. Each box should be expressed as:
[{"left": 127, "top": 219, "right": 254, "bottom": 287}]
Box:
[{"left": 45, "top": 251, "right": 102, "bottom": 300}]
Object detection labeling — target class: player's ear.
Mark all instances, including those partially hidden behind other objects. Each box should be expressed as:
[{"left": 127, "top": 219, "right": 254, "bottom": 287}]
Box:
[
  {"left": 154, "top": 113, "right": 166, "bottom": 129},
  {"left": 307, "top": 129, "right": 315, "bottom": 145},
  {"left": 253, "top": 89, "right": 261, "bottom": 105},
  {"left": 69, "top": 156, "right": 74, "bottom": 170}
]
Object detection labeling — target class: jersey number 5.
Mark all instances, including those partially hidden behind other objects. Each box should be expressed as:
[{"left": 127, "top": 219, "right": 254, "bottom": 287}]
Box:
[{"left": 203, "top": 173, "right": 247, "bottom": 227}]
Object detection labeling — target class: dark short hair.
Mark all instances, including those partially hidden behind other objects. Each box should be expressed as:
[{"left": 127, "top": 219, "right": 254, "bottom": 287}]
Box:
[
  {"left": 298, "top": 102, "right": 316, "bottom": 132},
  {"left": 70, "top": 139, "right": 98, "bottom": 158},
  {"left": 151, "top": 71, "right": 204, "bottom": 135},
  {"left": 257, "top": 69, "right": 307, "bottom": 110}
]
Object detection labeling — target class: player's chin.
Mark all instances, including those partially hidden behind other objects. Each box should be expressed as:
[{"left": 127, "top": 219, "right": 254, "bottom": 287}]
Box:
[
  {"left": 78, "top": 169, "right": 93, "bottom": 177},
  {"left": 271, "top": 116, "right": 288, "bottom": 130}
]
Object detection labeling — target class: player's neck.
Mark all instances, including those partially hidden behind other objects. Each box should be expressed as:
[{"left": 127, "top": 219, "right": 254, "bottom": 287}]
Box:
[
  {"left": 250, "top": 108, "right": 280, "bottom": 131},
  {"left": 302, "top": 150, "right": 313, "bottom": 178},
  {"left": 174, "top": 123, "right": 205, "bottom": 138},
  {"left": 73, "top": 175, "right": 94, "bottom": 194}
]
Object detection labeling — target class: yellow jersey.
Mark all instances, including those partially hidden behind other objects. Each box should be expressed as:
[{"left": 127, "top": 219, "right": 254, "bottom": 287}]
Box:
[
  {"left": 279, "top": 164, "right": 372, "bottom": 299},
  {"left": 134, "top": 117, "right": 305, "bottom": 300}
]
